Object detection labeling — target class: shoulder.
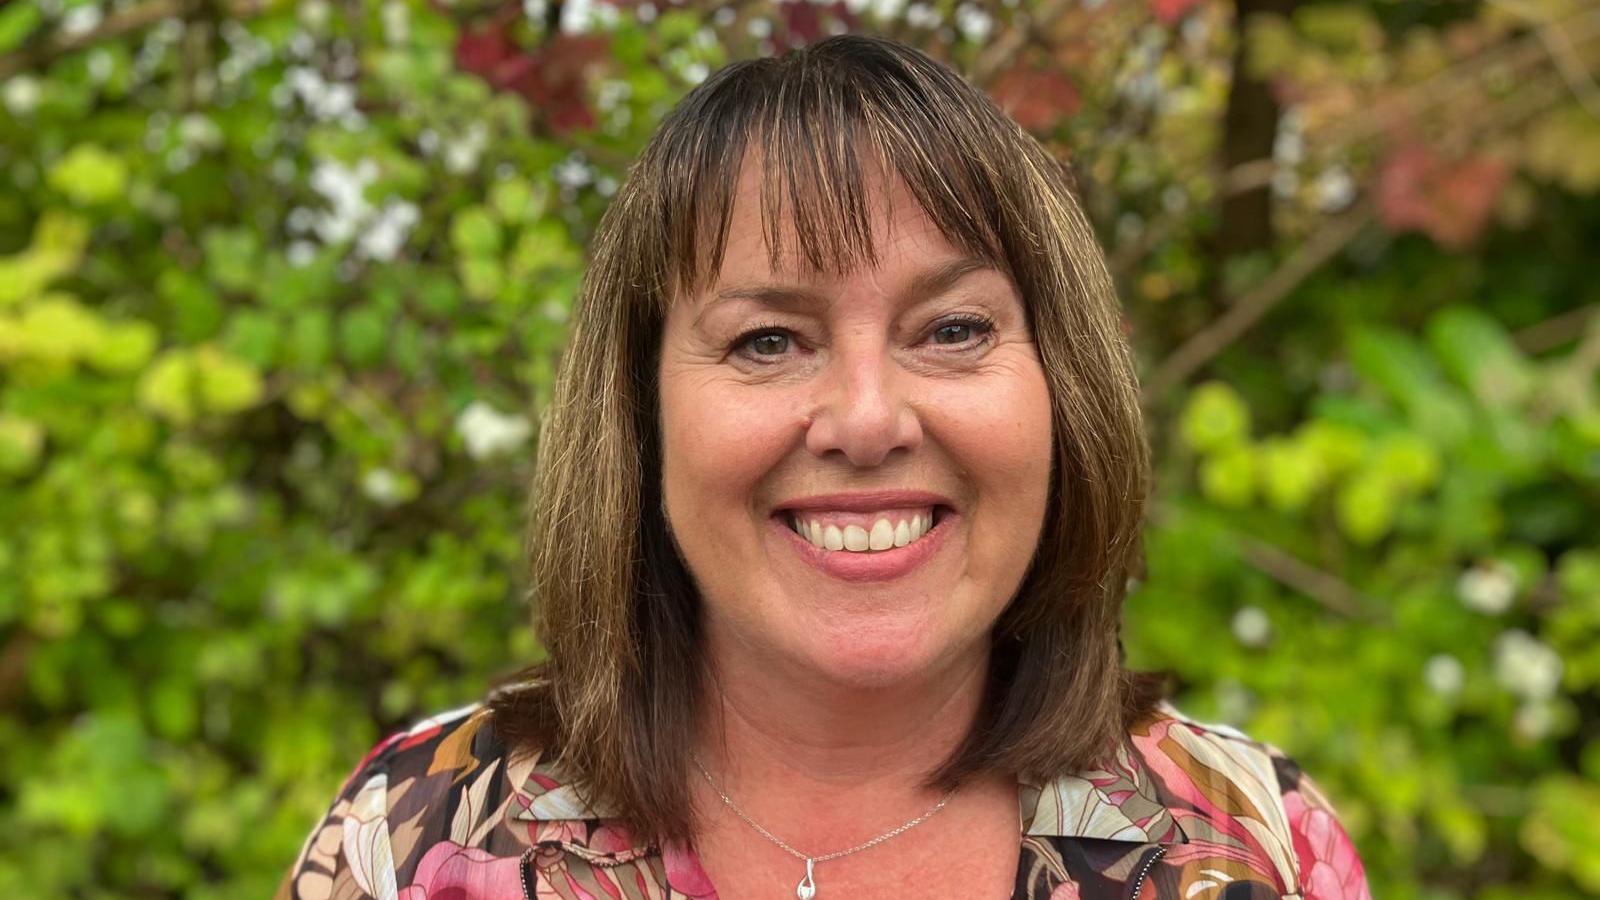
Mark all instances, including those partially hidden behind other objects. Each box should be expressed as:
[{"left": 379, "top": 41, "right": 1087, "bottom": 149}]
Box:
[
  {"left": 1132, "top": 702, "right": 1371, "bottom": 900},
  {"left": 277, "top": 702, "right": 544, "bottom": 900}
]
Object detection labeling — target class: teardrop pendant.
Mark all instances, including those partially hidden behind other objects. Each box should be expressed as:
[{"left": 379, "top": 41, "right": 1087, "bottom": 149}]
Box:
[{"left": 796, "top": 858, "right": 816, "bottom": 900}]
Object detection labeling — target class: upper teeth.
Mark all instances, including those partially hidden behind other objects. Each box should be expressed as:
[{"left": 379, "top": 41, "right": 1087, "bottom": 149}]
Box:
[{"left": 788, "top": 509, "right": 936, "bottom": 552}]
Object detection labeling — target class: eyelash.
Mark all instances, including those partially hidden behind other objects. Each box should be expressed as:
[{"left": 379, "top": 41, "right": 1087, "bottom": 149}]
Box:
[{"left": 730, "top": 313, "right": 997, "bottom": 362}]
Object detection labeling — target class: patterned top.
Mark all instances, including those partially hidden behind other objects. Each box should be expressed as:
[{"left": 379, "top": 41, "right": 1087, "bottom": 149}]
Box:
[{"left": 276, "top": 700, "right": 1371, "bottom": 900}]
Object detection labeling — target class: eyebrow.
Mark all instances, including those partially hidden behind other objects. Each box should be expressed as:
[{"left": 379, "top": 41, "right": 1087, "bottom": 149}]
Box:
[{"left": 696, "top": 254, "right": 995, "bottom": 324}]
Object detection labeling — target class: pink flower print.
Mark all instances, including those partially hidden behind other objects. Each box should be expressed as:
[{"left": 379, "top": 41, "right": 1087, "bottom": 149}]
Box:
[
  {"left": 1282, "top": 790, "right": 1372, "bottom": 900},
  {"left": 396, "top": 841, "right": 525, "bottom": 900},
  {"left": 660, "top": 839, "right": 719, "bottom": 900}
]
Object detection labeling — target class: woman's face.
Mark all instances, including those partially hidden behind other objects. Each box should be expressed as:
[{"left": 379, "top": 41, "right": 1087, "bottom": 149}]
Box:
[{"left": 658, "top": 161, "right": 1053, "bottom": 690}]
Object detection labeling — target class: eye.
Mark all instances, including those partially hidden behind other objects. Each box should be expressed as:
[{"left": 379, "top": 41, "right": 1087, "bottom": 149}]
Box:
[
  {"left": 730, "top": 326, "right": 797, "bottom": 362},
  {"left": 928, "top": 315, "right": 994, "bottom": 347},
  {"left": 746, "top": 331, "right": 790, "bottom": 355}
]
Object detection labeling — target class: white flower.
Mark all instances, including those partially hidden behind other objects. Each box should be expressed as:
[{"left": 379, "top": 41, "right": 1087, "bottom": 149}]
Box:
[
  {"left": 3, "top": 75, "right": 41, "bottom": 116},
  {"left": 1314, "top": 166, "right": 1356, "bottom": 212},
  {"left": 284, "top": 65, "right": 357, "bottom": 121},
  {"left": 456, "top": 401, "right": 532, "bottom": 461},
  {"left": 552, "top": 154, "right": 592, "bottom": 190},
  {"left": 1513, "top": 699, "right": 1556, "bottom": 741},
  {"left": 1459, "top": 560, "right": 1516, "bottom": 615},
  {"left": 1493, "top": 630, "right": 1563, "bottom": 701},
  {"left": 1424, "top": 654, "right": 1464, "bottom": 697},
  {"left": 905, "top": 3, "right": 941, "bottom": 28},
  {"left": 443, "top": 124, "right": 488, "bottom": 175},
  {"left": 361, "top": 468, "right": 404, "bottom": 506},
  {"left": 61, "top": 4, "right": 105, "bottom": 37},
  {"left": 1230, "top": 606, "right": 1271, "bottom": 648},
  {"left": 179, "top": 113, "right": 223, "bottom": 151},
  {"left": 381, "top": 1, "right": 410, "bottom": 44},
  {"left": 358, "top": 200, "right": 420, "bottom": 262},
  {"left": 954, "top": 4, "right": 992, "bottom": 41},
  {"left": 287, "top": 240, "right": 318, "bottom": 267},
  {"left": 308, "top": 157, "right": 378, "bottom": 243},
  {"left": 299, "top": 0, "right": 331, "bottom": 30},
  {"left": 1214, "top": 680, "right": 1255, "bottom": 725},
  {"left": 87, "top": 48, "right": 114, "bottom": 83}
]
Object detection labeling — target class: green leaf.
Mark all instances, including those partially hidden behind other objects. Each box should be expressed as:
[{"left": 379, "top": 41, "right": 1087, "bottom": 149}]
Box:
[
  {"left": 158, "top": 269, "right": 225, "bottom": 342},
  {"left": 1200, "top": 444, "right": 1256, "bottom": 507},
  {"left": 202, "top": 227, "right": 263, "bottom": 295},
  {"left": 1181, "top": 381, "right": 1252, "bottom": 453},
  {"left": 0, "top": 414, "right": 45, "bottom": 475},
  {"left": 489, "top": 177, "right": 544, "bottom": 224},
  {"left": 1336, "top": 471, "right": 1396, "bottom": 545},
  {"left": 459, "top": 257, "right": 503, "bottom": 302},
  {"left": 1372, "top": 432, "right": 1441, "bottom": 492},
  {"left": 450, "top": 206, "right": 503, "bottom": 258},
  {"left": 0, "top": 4, "right": 43, "bottom": 53},
  {"left": 508, "top": 221, "right": 580, "bottom": 281},
  {"left": 87, "top": 320, "right": 159, "bottom": 373},
  {"left": 194, "top": 347, "right": 264, "bottom": 415},
  {"left": 222, "top": 310, "right": 282, "bottom": 369},
  {"left": 137, "top": 351, "right": 198, "bottom": 425},
  {"left": 285, "top": 309, "right": 334, "bottom": 369},
  {"left": 1426, "top": 306, "right": 1534, "bottom": 408},
  {"left": 15, "top": 294, "right": 105, "bottom": 365},
  {"left": 339, "top": 306, "right": 389, "bottom": 368},
  {"left": 1259, "top": 437, "right": 1326, "bottom": 512},
  {"left": 48, "top": 145, "right": 130, "bottom": 206}
]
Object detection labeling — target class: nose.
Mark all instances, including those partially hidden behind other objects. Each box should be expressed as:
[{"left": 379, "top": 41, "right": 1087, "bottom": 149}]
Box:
[{"left": 803, "top": 343, "right": 923, "bottom": 467}]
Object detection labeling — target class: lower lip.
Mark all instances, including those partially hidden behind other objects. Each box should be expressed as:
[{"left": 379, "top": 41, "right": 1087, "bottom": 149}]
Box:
[{"left": 771, "top": 512, "right": 953, "bottom": 583}]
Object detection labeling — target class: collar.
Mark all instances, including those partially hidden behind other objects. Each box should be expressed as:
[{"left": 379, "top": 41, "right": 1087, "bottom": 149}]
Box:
[{"left": 507, "top": 711, "right": 1189, "bottom": 846}]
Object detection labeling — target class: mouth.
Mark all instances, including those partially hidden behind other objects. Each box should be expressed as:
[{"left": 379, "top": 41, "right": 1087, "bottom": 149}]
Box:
[
  {"left": 768, "top": 504, "right": 955, "bottom": 583},
  {"left": 778, "top": 506, "right": 949, "bottom": 553}
]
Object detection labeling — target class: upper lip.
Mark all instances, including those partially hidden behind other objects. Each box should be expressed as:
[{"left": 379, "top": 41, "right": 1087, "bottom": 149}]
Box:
[{"left": 774, "top": 490, "right": 954, "bottom": 513}]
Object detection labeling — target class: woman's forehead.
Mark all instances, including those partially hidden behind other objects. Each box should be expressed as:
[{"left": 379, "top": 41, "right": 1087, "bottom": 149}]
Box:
[{"left": 695, "top": 154, "right": 971, "bottom": 298}]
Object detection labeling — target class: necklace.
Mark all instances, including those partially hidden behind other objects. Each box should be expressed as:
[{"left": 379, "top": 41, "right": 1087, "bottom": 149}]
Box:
[{"left": 690, "top": 753, "right": 957, "bottom": 899}]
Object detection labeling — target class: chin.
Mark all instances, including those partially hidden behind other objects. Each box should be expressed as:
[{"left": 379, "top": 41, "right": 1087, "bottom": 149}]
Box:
[{"left": 796, "top": 614, "right": 957, "bottom": 690}]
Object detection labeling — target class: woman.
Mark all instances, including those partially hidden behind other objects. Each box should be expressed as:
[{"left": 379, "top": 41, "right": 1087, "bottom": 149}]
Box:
[{"left": 280, "top": 35, "right": 1370, "bottom": 900}]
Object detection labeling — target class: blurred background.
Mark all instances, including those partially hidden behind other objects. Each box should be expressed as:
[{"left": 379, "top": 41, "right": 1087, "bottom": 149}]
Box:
[{"left": 1, "top": 0, "right": 1597, "bottom": 896}]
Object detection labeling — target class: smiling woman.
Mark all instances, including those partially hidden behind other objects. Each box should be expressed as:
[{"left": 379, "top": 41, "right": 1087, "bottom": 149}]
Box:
[{"left": 280, "top": 34, "right": 1370, "bottom": 900}]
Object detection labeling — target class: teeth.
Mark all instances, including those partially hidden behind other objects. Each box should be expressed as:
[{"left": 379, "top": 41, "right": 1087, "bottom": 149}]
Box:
[
  {"left": 869, "top": 519, "right": 894, "bottom": 550},
  {"left": 823, "top": 524, "right": 844, "bottom": 551},
  {"left": 789, "top": 508, "right": 939, "bottom": 553}
]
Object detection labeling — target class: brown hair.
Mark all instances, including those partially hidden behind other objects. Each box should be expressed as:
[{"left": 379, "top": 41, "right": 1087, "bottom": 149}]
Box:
[{"left": 488, "top": 34, "right": 1164, "bottom": 844}]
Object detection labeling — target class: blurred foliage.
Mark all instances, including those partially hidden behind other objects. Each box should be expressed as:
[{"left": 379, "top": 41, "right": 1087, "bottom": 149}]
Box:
[{"left": 0, "top": 0, "right": 1596, "bottom": 897}]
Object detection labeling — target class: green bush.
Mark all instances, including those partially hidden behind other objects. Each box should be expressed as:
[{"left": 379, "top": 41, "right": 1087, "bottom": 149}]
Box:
[{"left": 1, "top": 1, "right": 1596, "bottom": 897}]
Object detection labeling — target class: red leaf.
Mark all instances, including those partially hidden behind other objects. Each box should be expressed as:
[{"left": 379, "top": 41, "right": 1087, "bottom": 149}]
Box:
[
  {"left": 989, "top": 67, "right": 1080, "bottom": 131},
  {"left": 1377, "top": 143, "right": 1507, "bottom": 249},
  {"left": 1150, "top": 0, "right": 1205, "bottom": 25},
  {"left": 505, "top": 34, "right": 610, "bottom": 133},
  {"left": 455, "top": 20, "right": 517, "bottom": 79}
]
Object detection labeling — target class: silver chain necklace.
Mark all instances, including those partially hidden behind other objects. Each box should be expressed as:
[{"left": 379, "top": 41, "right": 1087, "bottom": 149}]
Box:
[{"left": 690, "top": 753, "right": 957, "bottom": 899}]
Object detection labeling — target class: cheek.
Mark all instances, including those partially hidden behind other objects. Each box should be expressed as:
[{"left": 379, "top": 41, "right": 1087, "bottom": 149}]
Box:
[
  {"left": 934, "top": 371, "right": 1053, "bottom": 493},
  {"left": 658, "top": 372, "right": 800, "bottom": 527}
]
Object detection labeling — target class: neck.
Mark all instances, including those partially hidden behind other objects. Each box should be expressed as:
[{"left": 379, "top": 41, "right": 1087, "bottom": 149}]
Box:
[{"left": 694, "top": 634, "right": 992, "bottom": 794}]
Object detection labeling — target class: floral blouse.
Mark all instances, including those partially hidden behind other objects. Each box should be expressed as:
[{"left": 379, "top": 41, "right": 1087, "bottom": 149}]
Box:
[{"left": 277, "top": 700, "right": 1371, "bottom": 900}]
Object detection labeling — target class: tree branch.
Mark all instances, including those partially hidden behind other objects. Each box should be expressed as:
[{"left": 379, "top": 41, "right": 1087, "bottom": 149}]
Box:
[
  {"left": 0, "top": 0, "right": 274, "bottom": 81},
  {"left": 1235, "top": 534, "right": 1374, "bottom": 619},
  {"left": 1142, "top": 197, "right": 1375, "bottom": 401},
  {"left": 1515, "top": 304, "right": 1597, "bottom": 354}
]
